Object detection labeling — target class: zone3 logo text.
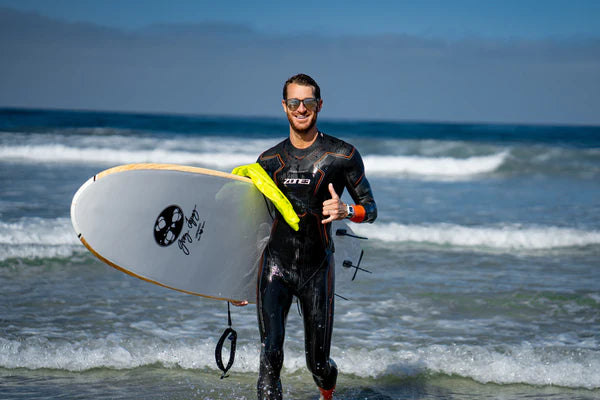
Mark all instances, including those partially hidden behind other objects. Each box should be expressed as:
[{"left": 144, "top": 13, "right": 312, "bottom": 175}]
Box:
[{"left": 283, "top": 178, "right": 311, "bottom": 185}]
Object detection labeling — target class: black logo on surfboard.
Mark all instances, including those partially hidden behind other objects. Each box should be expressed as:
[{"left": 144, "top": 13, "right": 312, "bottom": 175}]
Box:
[{"left": 154, "top": 205, "right": 184, "bottom": 247}]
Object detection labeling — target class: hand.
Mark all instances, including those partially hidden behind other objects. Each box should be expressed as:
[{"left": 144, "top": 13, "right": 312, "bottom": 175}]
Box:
[
  {"left": 322, "top": 183, "right": 347, "bottom": 224},
  {"left": 229, "top": 299, "right": 249, "bottom": 307}
]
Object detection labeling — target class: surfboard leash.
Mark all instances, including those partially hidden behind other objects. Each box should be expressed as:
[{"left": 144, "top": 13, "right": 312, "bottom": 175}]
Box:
[{"left": 215, "top": 302, "right": 237, "bottom": 379}]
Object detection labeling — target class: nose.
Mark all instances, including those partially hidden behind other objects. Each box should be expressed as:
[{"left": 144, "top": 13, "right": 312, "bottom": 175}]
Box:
[{"left": 297, "top": 102, "right": 307, "bottom": 113}]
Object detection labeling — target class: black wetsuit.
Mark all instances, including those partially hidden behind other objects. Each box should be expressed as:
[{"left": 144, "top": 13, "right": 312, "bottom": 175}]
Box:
[{"left": 256, "top": 132, "right": 376, "bottom": 399}]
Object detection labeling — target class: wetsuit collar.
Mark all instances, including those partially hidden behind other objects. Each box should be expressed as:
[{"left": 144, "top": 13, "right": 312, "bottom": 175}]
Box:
[{"left": 286, "top": 131, "right": 324, "bottom": 155}]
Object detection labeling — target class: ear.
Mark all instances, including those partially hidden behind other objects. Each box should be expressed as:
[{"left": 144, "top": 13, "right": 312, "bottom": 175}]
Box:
[
  {"left": 282, "top": 99, "right": 287, "bottom": 112},
  {"left": 317, "top": 98, "right": 323, "bottom": 112}
]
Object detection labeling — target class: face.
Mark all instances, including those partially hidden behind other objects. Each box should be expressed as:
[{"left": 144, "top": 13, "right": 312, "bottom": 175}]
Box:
[{"left": 282, "top": 83, "right": 322, "bottom": 135}]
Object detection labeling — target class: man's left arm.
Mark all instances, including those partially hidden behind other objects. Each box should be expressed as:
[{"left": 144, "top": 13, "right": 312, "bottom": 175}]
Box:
[
  {"left": 342, "top": 148, "right": 377, "bottom": 223},
  {"left": 321, "top": 148, "right": 377, "bottom": 224}
]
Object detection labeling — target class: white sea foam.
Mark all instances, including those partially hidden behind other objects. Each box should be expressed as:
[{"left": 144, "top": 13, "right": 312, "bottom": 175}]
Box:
[
  {"left": 0, "top": 144, "right": 258, "bottom": 170},
  {"left": 3, "top": 218, "right": 598, "bottom": 261},
  {"left": 1, "top": 336, "right": 598, "bottom": 389},
  {"left": 331, "top": 343, "right": 600, "bottom": 389},
  {"left": 0, "top": 335, "right": 257, "bottom": 373},
  {"left": 0, "top": 141, "right": 507, "bottom": 178},
  {"left": 353, "top": 222, "right": 600, "bottom": 250},
  {"left": 0, "top": 217, "right": 82, "bottom": 261},
  {"left": 0, "top": 244, "right": 83, "bottom": 261},
  {"left": 362, "top": 151, "right": 508, "bottom": 177}
]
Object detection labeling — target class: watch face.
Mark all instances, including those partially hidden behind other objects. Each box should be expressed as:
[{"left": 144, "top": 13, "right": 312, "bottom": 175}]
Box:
[{"left": 346, "top": 204, "right": 354, "bottom": 218}]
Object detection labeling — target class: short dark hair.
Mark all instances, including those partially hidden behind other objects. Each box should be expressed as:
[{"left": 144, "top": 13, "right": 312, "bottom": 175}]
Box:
[{"left": 283, "top": 73, "right": 321, "bottom": 100}]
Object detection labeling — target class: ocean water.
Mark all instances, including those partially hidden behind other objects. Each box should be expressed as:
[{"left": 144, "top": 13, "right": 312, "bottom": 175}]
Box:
[{"left": 1, "top": 108, "right": 599, "bottom": 400}]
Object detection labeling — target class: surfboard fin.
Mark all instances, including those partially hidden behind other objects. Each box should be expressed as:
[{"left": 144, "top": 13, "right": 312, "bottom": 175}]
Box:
[
  {"left": 342, "top": 250, "right": 371, "bottom": 281},
  {"left": 335, "top": 228, "right": 368, "bottom": 240},
  {"left": 335, "top": 293, "right": 350, "bottom": 301}
]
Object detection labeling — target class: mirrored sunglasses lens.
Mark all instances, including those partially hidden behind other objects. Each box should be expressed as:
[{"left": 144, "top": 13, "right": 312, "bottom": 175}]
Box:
[
  {"left": 286, "top": 99, "right": 300, "bottom": 110},
  {"left": 304, "top": 99, "right": 318, "bottom": 111}
]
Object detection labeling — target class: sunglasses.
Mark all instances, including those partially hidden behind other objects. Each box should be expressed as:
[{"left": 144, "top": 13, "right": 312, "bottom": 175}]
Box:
[{"left": 285, "top": 97, "right": 320, "bottom": 112}]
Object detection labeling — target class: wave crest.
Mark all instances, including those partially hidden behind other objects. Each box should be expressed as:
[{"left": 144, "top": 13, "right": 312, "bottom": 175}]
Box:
[
  {"left": 363, "top": 151, "right": 507, "bottom": 177},
  {"left": 353, "top": 222, "right": 600, "bottom": 250},
  {"left": 0, "top": 218, "right": 81, "bottom": 261},
  {"left": 1, "top": 139, "right": 508, "bottom": 178},
  {"left": 2, "top": 337, "right": 598, "bottom": 389},
  {"left": 0, "top": 144, "right": 258, "bottom": 170}
]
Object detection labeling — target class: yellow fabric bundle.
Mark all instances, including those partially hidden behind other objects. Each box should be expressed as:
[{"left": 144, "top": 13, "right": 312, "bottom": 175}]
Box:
[{"left": 231, "top": 163, "right": 300, "bottom": 231}]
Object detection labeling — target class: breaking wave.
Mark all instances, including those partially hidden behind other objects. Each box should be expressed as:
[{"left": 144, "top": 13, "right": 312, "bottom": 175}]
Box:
[
  {"left": 0, "top": 218, "right": 82, "bottom": 261},
  {"left": 0, "top": 142, "right": 508, "bottom": 178},
  {"left": 363, "top": 151, "right": 508, "bottom": 177},
  {"left": 353, "top": 222, "right": 600, "bottom": 251},
  {"left": 1, "top": 336, "right": 598, "bottom": 389}
]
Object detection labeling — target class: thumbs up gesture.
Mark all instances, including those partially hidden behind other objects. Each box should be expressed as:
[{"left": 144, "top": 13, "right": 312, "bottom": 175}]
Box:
[{"left": 322, "top": 183, "right": 347, "bottom": 224}]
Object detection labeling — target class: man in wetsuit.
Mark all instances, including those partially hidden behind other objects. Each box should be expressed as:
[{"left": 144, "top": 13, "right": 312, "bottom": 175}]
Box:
[{"left": 256, "top": 73, "right": 377, "bottom": 400}]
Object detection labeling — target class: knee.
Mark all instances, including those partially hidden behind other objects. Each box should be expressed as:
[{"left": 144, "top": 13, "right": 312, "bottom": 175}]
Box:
[{"left": 261, "top": 341, "right": 284, "bottom": 371}]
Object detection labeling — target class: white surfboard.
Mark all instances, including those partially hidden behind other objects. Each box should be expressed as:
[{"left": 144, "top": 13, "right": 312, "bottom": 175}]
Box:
[{"left": 71, "top": 163, "right": 364, "bottom": 303}]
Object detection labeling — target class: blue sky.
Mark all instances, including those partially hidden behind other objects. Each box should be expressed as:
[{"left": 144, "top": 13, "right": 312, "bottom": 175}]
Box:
[{"left": 1, "top": 1, "right": 599, "bottom": 124}]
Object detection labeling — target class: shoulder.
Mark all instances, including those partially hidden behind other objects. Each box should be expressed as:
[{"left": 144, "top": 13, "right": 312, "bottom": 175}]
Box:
[
  {"left": 257, "top": 138, "right": 287, "bottom": 172},
  {"left": 259, "top": 138, "right": 287, "bottom": 160},
  {"left": 319, "top": 132, "right": 356, "bottom": 158}
]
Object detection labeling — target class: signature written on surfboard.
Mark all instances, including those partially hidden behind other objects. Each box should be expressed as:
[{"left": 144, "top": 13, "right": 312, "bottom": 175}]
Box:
[{"left": 178, "top": 205, "right": 206, "bottom": 255}]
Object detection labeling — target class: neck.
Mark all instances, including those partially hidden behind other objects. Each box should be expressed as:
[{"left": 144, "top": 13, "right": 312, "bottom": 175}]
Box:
[{"left": 289, "top": 127, "right": 319, "bottom": 149}]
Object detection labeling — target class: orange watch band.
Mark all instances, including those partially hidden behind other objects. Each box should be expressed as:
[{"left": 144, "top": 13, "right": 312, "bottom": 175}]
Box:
[{"left": 350, "top": 205, "right": 366, "bottom": 223}]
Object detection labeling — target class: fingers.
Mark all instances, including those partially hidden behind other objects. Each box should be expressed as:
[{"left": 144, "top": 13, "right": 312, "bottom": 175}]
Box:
[
  {"left": 321, "top": 213, "right": 335, "bottom": 224},
  {"left": 322, "top": 183, "right": 344, "bottom": 224},
  {"left": 328, "top": 183, "right": 339, "bottom": 200},
  {"left": 230, "top": 299, "right": 249, "bottom": 307}
]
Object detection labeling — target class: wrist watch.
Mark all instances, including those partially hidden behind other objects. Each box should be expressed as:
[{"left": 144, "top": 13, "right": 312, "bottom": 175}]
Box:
[{"left": 345, "top": 204, "right": 355, "bottom": 219}]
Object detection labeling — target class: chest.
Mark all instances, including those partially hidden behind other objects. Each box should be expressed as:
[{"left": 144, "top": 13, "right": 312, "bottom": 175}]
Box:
[{"left": 275, "top": 151, "right": 340, "bottom": 201}]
